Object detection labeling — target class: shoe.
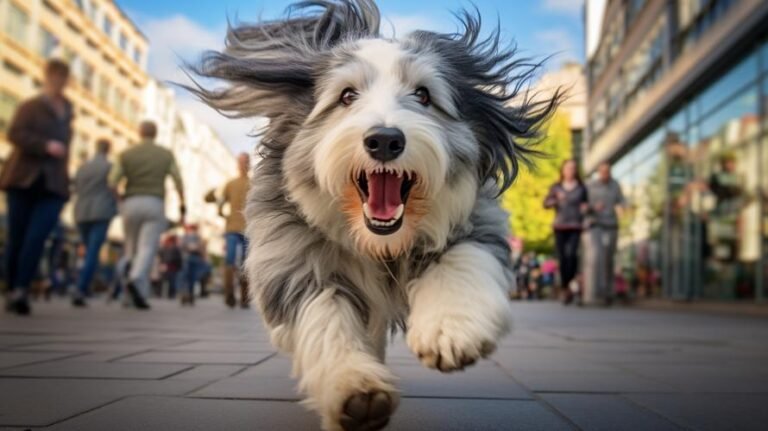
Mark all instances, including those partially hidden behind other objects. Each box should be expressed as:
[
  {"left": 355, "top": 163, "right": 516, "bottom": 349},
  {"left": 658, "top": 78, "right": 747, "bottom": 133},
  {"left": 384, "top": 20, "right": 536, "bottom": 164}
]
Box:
[
  {"left": 72, "top": 297, "right": 87, "bottom": 308},
  {"left": 225, "top": 295, "right": 236, "bottom": 308},
  {"left": 240, "top": 302, "right": 250, "bottom": 309},
  {"left": 6, "top": 298, "right": 31, "bottom": 316},
  {"left": 126, "top": 282, "right": 151, "bottom": 310}
]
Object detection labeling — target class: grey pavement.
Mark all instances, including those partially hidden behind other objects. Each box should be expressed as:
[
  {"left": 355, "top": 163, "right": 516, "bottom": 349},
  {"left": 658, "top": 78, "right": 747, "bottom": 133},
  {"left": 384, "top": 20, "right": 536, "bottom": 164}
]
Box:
[{"left": 1, "top": 299, "right": 768, "bottom": 430}]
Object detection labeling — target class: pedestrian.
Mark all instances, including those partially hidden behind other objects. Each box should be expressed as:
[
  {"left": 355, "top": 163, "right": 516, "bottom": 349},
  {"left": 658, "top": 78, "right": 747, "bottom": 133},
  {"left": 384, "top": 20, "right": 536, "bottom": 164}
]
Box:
[
  {"left": 179, "top": 223, "right": 206, "bottom": 306},
  {"left": 158, "top": 234, "right": 182, "bottom": 298},
  {"left": 544, "top": 159, "right": 588, "bottom": 305},
  {"left": 71, "top": 139, "right": 117, "bottom": 307},
  {"left": 586, "top": 161, "right": 626, "bottom": 306},
  {"left": 109, "top": 120, "right": 185, "bottom": 310},
  {"left": 1, "top": 59, "right": 73, "bottom": 315},
  {"left": 217, "top": 153, "right": 251, "bottom": 308}
]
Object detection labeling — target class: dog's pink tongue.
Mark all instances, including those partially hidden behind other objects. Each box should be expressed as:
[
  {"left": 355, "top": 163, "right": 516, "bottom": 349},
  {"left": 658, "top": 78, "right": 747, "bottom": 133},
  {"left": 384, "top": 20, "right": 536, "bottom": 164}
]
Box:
[{"left": 367, "top": 171, "right": 403, "bottom": 220}]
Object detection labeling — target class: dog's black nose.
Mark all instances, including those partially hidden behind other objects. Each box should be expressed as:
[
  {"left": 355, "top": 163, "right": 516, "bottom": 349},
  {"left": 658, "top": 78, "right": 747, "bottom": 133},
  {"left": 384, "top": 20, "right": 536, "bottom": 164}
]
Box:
[{"left": 363, "top": 127, "right": 406, "bottom": 162}]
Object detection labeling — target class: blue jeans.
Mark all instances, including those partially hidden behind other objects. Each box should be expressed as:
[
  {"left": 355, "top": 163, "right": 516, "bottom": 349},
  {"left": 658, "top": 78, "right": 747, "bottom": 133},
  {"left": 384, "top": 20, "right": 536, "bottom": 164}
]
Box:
[
  {"left": 76, "top": 220, "right": 111, "bottom": 298},
  {"left": 224, "top": 232, "right": 248, "bottom": 267},
  {"left": 181, "top": 254, "right": 206, "bottom": 295},
  {"left": 5, "top": 189, "right": 66, "bottom": 297}
]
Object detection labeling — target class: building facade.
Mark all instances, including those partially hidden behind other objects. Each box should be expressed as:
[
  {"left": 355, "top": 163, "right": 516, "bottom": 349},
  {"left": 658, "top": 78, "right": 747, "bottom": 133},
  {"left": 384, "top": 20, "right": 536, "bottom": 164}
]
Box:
[
  {"left": 0, "top": 0, "right": 149, "bottom": 231},
  {"left": 584, "top": 0, "right": 768, "bottom": 302},
  {"left": 533, "top": 62, "right": 587, "bottom": 164}
]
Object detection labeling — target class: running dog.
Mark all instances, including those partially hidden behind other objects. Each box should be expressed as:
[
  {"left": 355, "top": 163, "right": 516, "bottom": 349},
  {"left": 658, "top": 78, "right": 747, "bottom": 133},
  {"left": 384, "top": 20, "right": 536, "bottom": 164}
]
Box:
[{"left": 188, "top": 1, "right": 557, "bottom": 429}]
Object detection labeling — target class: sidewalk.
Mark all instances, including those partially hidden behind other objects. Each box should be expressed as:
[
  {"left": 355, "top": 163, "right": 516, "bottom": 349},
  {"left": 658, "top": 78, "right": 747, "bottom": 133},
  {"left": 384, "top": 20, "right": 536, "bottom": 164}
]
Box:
[{"left": 1, "top": 299, "right": 767, "bottom": 430}]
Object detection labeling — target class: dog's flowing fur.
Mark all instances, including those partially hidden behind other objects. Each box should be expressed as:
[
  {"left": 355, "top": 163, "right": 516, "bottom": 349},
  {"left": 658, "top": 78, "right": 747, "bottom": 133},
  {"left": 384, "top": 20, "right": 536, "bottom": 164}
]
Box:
[{"left": 187, "top": 1, "right": 557, "bottom": 429}]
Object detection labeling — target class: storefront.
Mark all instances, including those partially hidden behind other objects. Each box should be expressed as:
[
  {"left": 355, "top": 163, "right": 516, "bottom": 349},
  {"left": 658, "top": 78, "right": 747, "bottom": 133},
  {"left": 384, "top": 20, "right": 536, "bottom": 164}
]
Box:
[{"left": 612, "top": 39, "right": 767, "bottom": 302}]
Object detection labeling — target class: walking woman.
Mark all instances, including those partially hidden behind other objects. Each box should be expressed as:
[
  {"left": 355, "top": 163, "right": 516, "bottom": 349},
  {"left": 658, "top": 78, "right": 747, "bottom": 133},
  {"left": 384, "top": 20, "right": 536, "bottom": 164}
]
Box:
[{"left": 544, "top": 159, "right": 588, "bottom": 304}]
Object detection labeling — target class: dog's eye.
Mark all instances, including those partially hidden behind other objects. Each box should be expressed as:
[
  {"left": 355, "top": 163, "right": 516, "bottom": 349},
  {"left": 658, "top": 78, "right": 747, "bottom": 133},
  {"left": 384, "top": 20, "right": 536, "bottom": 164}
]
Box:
[
  {"left": 414, "top": 87, "right": 430, "bottom": 106},
  {"left": 340, "top": 88, "right": 358, "bottom": 106}
]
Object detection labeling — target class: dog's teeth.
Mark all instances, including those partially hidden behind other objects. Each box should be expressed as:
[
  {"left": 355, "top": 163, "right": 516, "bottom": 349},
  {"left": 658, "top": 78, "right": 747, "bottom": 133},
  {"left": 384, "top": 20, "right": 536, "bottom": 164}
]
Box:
[
  {"left": 395, "top": 204, "right": 404, "bottom": 220},
  {"left": 363, "top": 203, "right": 371, "bottom": 219}
]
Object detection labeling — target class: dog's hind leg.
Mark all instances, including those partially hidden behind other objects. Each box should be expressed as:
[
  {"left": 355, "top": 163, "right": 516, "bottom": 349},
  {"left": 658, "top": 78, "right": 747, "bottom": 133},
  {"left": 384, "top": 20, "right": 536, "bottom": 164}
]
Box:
[
  {"left": 290, "top": 288, "right": 399, "bottom": 431},
  {"left": 406, "top": 241, "right": 512, "bottom": 372}
]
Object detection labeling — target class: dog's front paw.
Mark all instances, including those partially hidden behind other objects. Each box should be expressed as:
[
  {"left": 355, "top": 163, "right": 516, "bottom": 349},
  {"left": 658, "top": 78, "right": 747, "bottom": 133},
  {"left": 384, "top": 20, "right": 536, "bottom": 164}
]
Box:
[
  {"left": 407, "top": 307, "right": 506, "bottom": 372},
  {"left": 310, "top": 356, "right": 399, "bottom": 431},
  {"left": 339, "top": 390, "right": 395, "bottom": 431}
]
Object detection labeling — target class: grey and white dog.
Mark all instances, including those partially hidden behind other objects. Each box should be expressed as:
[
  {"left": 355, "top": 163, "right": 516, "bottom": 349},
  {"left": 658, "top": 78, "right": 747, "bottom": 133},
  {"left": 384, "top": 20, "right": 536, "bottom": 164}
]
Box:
[{"left": 189, "top": 1, "right": 556, "bottom": 429}]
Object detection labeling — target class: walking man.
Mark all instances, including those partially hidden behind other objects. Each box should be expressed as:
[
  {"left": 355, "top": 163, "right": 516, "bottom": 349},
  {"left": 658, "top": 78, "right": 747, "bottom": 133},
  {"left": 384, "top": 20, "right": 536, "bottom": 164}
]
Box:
[
  {"left": 218, "top": 153, "right": 250, "bottom": 308},
  {"left": 72, "top": 139, "right": 117, "bottom": 307},
  {"left": 109, "top": 121, "right": 185, "bottom": 309},
  {"left": 1, "top": 59, "right": 73, "bottom": 315},
  {"left": 587, "top": 162, "right": 626, "bottom": 305}
]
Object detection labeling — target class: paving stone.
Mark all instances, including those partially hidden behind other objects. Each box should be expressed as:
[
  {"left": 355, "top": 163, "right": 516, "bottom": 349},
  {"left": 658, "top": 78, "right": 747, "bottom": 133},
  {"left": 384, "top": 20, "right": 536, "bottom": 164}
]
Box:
[
  {"left": 169, "top": 365, "right": 245, "bottom": 380},
  {"left": 190, "top": 375, "right": 300, "bottom": 400},
  {"left": 620, "top": 363, "right": 768, "bottom": 393},
  {"left": 0, "top": 378, "right": 202, "bottom": 427},
  {"left": 0, "top": 361, "right": 191, "bottom": 379},
  {"left": 156, "top": 340, "right": 275, "bottom": 352},
  {"left": 625, "top": 393, "right": 768, "bottom": 431},
  {"left": 389, "top": 398, "right": 573, "bottom": 431},
  {"left": 540, "top": 393, "right": 681, "bottom": 431},
  {"left": 118, "top": 351, "right": 272, "bottom": 365},
  {"left": 511, "top": 369, "right": 672, "bottom": 393},
  {"left": 52, "top": 396, "right": 320, "bottom": 431},
  {"left": 238, "top": 356, "right": 293, "bottom": 377},
  {"left": 0, "top": 352, "right": 78, "bottom": 369},
  {"left": 391, "top": 363, "right": 532, "bottom": 399},
  {"left": 9, "top": 341, "right": 172, "bottom": 353}
]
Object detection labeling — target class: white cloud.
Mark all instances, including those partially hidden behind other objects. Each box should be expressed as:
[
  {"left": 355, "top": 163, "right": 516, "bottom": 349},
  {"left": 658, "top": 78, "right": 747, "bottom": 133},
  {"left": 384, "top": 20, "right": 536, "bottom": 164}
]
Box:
[
  {"left": 141, "top": 15, "right": 256, "bottom": 155},
  {"left": 535, "top": 29, "right": 578, "bottom": 64},
  {"left": 542, "top": 0, "right": 584, "bottom": 16}
]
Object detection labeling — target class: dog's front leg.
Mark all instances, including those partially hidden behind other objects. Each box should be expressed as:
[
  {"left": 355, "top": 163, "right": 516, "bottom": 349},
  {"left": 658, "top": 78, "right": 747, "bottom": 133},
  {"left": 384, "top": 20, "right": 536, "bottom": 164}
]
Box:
[
  {"left": 288, "top": 289, "right": 398, "bottom": 431},
  {"left": 406, "top": 242, "right": 512, "bottom": 372}
]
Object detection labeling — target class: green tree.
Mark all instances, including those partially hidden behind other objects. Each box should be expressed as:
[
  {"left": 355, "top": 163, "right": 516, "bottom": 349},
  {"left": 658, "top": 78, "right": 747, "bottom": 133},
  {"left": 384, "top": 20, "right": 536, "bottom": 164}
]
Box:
[{"left": 501, "top": 110, "right": 572, "bottom": 253}]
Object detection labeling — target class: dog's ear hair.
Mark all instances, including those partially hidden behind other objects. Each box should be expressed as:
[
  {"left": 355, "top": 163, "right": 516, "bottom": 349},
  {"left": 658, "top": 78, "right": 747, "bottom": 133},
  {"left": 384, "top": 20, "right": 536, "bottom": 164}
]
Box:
[
  {"left": 410, "top": 8, "right": 562, "bottom": 194},
  {"left": 183, "top": 1, "right": 380, "bottom": 120}
]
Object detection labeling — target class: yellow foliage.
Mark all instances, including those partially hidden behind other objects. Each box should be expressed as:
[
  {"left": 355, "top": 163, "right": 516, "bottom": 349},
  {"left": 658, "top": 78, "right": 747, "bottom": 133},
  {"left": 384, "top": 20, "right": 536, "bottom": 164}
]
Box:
[{"left": 500, "top": 111, "right": 573, "bottom": 252}]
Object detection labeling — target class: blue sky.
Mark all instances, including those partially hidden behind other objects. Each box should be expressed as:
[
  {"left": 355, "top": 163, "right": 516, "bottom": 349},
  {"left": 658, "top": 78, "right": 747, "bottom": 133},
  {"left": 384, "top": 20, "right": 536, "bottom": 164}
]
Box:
[{"left": 118, "top": 0, "right": 584, "bottom": 153}]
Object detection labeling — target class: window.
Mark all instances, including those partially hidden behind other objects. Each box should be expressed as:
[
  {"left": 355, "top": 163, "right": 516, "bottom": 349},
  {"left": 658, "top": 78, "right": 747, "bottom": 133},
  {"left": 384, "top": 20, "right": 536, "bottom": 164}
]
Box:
[
  {"left": 38, "top": 28, "right": 59, "bottom": 58},
  {"left": 696, "top": 53, "right": 758, "bottom": 119},
  {"left": 0, "top": 91, "right": 20, "bottom": 132},
  {"left": 81, "top": 62, "right": 94, "bottom": 92},
  {"left": 133, "top": 48, "right": 142, "bottom": 65},
  {"left": 103, "top": 15, "right": 113, "bottom": 37},
  {"left": 5, "top": 2, "right": 30, "bottom": 46},
  {"left": 99, "top": 77, "right": 110, "bottom": 104},
  {"left": 119, "top": 32, "right": 128, "bottom": 51}
]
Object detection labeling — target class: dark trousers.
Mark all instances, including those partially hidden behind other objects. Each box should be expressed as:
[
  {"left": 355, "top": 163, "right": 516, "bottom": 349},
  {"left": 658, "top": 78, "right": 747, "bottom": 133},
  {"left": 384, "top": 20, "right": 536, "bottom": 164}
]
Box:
[
  {"left": 181, "top": 254, "right": 206, "bottom": 295},
  {"left": 76, "top": 220, "right": 111, "bottom": 298},
  {"left": 5, "top": 189, "right": 66, "bottom": 296},
  {"left": 554, "top": 229, "right": 581, "bottom": 288}
]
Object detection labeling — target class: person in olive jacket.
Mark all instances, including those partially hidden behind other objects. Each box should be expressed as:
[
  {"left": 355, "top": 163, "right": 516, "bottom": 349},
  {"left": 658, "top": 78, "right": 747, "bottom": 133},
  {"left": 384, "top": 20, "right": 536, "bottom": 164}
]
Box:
[{"left": 0, "top": 59, "right": 73, "bottom": 315}]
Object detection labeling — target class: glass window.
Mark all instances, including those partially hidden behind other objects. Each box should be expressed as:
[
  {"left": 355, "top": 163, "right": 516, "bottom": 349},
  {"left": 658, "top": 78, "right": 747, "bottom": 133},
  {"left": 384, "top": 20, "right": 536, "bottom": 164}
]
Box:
[
  {"left": 103, "top": 16, "right": 113, "bottom": 37},
  {"left": 119, "top": 32, "right": 128, "bottom": 51},
  {"left": 0, "top": 91, "right": 20, "bottom": 132},
  {"left": 696, "top": 53, "right": 758, "bottom": 119},
  {"left": 697, "top": 86, "right": 759, "bottom": 150},
  {"left": 99, "top": 77, "right": 109, "bottom": 104},
  {"left": 133, "top": 48, "right": 142, "bottom": 65},
  {"left": 38, "top": 28, "right": 59, "bottom": 58},
  {"left": 5, "top": 3, "right": 29, "bottom": 46},
  {"left": 81, "top": 62, "right": 94, "bottom": 92}
]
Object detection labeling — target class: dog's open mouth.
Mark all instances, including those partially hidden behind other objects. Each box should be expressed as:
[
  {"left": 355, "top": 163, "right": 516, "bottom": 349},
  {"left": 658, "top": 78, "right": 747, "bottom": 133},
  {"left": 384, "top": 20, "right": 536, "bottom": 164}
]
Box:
[{"left": 354, "top": 167, "right": 415, "bottom": 235}]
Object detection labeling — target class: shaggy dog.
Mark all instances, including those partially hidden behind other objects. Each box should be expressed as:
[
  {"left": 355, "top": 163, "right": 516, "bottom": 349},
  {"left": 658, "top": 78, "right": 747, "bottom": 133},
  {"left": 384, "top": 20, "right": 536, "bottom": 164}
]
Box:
[{"left": 188, "top": 1, "right": 557, "bottom": 429}]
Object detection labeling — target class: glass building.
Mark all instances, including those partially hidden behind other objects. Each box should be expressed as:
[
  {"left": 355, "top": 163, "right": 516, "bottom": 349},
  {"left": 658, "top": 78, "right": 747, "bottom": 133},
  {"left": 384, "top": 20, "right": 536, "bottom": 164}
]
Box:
[{"left": 584, "top": 1, "right": 768, "bottom": 302}]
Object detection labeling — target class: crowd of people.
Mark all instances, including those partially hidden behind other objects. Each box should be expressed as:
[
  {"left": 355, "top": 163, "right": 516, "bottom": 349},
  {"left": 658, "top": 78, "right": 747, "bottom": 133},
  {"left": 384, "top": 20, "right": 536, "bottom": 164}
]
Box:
[
  {"left": 0, "top": 59, "right": 251, "bottom": 315},
  {"left": 523, "top": 158, "right": 627, "bottom": 306}
]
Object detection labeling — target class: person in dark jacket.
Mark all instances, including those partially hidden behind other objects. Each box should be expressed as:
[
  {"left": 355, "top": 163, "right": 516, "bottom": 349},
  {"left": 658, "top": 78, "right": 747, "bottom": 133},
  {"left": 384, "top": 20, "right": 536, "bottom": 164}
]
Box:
[
  {"left": 72, "top": 139, "right": 117, "bottom": 307},
  {"left": 544, "top": 159, "right": 588, "bottom": 305},
  {"left": 1, "top": 59, "right": 73, "bottom": 315}
]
